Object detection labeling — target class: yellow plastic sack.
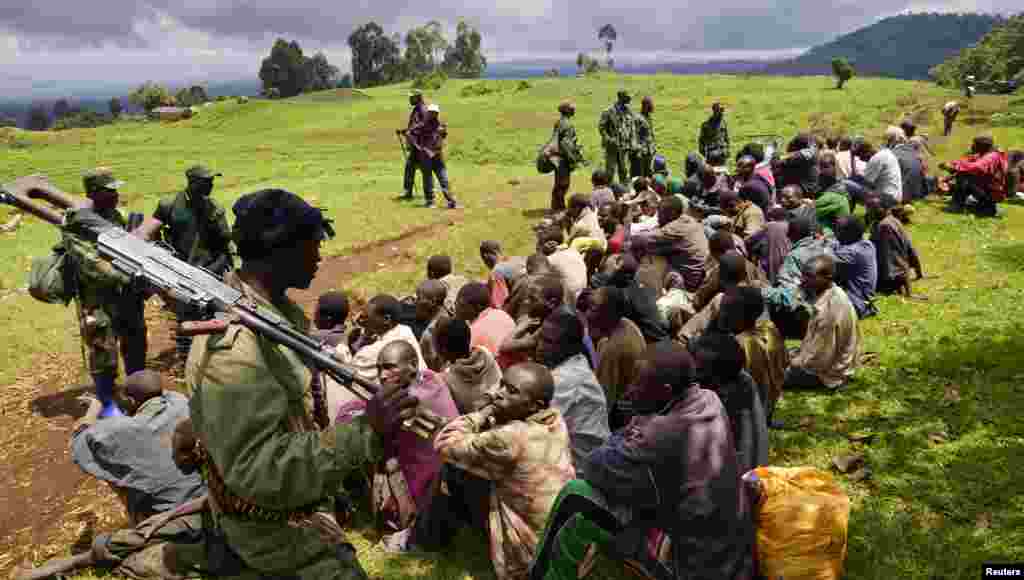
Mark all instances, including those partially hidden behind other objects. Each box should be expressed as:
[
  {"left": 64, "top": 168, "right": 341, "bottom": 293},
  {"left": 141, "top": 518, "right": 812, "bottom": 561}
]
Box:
[{"left": 751, "top": 466, "right": 850, "bottom": 580}]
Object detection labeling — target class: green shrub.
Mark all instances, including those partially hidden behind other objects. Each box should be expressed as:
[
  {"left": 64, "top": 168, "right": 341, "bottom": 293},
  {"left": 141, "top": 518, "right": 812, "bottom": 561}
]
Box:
[
  {"left": 53, "top": 111, "right": 111, "bottom": 130},
  {"left": 990, "top": 112, "right": 1024, "bottom": 127},
  {"left": 459, "top": 81, "right": 495, "bottom": 97},
  {"left": 516, "top": 80, "right": 532, "bottom": 91},
  {"left": 411, "top": 70, "right": 448, "bottom": 91}
]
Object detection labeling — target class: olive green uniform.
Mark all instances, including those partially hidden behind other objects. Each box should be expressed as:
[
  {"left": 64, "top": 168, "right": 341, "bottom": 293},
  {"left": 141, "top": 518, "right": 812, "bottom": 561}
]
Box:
[
  {"left": 632, "top": 112, "right": 656, "bottom": 178},
  {"left": 154, "top": 188, "right": 234, "bottom": 362},
  {"left": 699, "top": 115, "right": 730, "bottom": 162},
  {"left": 186, "top": 273, "right": 381, "bottom": 580},
  {"left": 599, "top": 103, "right": 637, "bottom": 185},
  {"left": 66, "top": 208, "right": 148, "bottom": 377},
  {"left": 551, "top": 115, "right": 585, "bottom": 211},
  {"left": 153, "top": 191, "right": 233, "bottom": 274}
]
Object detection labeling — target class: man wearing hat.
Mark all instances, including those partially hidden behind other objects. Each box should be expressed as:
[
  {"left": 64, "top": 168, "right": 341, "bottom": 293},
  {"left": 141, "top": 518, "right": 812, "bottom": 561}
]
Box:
[
  {"left": 419, "top": 103, "right": 458, "bottom": 209},
  {"left": 550, "top": 100, "right": 586, "bottom": 211},
  {"left": 186, "top": 188, "right": 418, "bottom": 579},
  {"left": 69, "top": 168, "right": 149, "bottom": 417},
  {"left": 398, "top": 90, "right": 429, "bottom": 200},
  {"left": 631, "top": 95, "right": 657, "bottom": 178},
  {"left": 599, "top": 90, "right": 637, "bottom": 186},
  {"left": 148, "top": 165, "right": 234, "bottom": 363},
  {"left": 699, "top": 102, "right": 731, "bottom": 163}
]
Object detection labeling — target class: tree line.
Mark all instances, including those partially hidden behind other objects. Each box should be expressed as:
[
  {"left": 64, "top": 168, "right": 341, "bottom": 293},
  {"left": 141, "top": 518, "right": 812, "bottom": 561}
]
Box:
[
  {"left": 347, "top": 19, "right": 487, "bottom": 88},
  {"left": 930, "top": 13, "right": 1024, "bottom": 90}
]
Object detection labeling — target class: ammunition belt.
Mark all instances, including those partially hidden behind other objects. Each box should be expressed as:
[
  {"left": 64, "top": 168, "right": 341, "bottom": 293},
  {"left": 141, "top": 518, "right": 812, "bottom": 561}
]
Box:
[{"left": 196, "top": 441, "right": 318, "bottom": 523}]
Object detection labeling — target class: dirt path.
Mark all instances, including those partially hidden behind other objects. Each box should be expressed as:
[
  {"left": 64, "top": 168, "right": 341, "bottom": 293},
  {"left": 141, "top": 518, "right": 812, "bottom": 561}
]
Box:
[{"left": 0, "top": 192, "right": 493, "bottom": 574}]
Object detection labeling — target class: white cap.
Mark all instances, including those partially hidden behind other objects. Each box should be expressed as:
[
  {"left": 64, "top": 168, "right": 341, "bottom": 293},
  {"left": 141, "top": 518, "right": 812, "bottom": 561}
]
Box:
[{"left": 427, "top": 103, "right": 440, "bottom": 113}]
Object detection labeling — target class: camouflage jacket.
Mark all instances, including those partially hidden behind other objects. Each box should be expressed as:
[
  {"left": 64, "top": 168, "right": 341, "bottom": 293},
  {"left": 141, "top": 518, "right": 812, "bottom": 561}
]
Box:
[
  {"left": 635, "top": 112, "right": 656, "bottom": 157},
  {"left": 62, "top": 208, "right": 138, "bottom": 317},
  {"left": 435, "top": 408, "right": 575, "bottom": 580},
  {"left": 599, "top": 104, "right": 637, "bottom": 152},
  {"left": 186, "top": 273, "right": 383, "bottom": 520},
  {"left": 553, "top": 116, "right": 585, "bottom": 168},
  {"left": 699, "top": 116, "right": 730, "bottom": 161}
]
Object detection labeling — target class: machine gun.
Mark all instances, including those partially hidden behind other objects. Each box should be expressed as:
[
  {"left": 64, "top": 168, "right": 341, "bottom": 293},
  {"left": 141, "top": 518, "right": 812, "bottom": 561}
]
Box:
[{"left": 1, "top": 175, "right": 444, "bottom": 439}]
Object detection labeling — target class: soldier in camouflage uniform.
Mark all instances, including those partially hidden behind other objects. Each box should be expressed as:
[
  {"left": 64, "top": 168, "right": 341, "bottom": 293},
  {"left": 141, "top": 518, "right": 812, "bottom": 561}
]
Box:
[
  {"left": 699, "top": 102, "right": 731, "bottom": 163},
  {"left": 69, "top": 168, "right": 148, "bottom": 418},
  {"left": 186, "top": 188, "right": 418, "bottom": 580},
  {"left": 149, "top": 165, "right": 234, "bottom": 364},
  {"left": 550, "top": 100, "right": 586, "bottom": 212},
  {"left": 631, "top": 96, "right": 657, "bottom": 178},
  {"left": 599, "top": 90, "right": 637, "bottom": 186}
]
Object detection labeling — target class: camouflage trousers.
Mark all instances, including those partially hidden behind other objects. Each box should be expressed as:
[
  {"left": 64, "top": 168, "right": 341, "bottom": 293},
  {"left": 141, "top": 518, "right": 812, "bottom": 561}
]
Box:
[
  {"left": 93, "top": 513, "right": 207, "bottom": 580},
  {"left": 81, "top": 300, "right": 147, "bottom": 377},
  {"left": 604, "top": 147, "right": 631, "bottom": 187},
  {"left": 630, "top": 153, "right": 653, "bottom": 179}
]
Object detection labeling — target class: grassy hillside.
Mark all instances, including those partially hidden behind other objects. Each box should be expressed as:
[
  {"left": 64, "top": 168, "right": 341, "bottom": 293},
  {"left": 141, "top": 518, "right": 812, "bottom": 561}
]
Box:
[
  {"left": 1, "top": 74, "right": 1023, "bottom": 580},
  {"left": 769, "top": 13, "right": 1002, "bottom": 79}
]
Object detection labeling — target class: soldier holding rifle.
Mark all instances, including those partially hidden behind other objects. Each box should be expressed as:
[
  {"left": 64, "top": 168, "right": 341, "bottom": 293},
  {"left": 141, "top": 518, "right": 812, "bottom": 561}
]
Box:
[
  {"left": 398, "top": 89, "right": 428, "bottom": 201},
  {"left": 184, "top": 188, "right": 420, "bottom": 579},
  {"left": 73, "top": 169, "right": 149, "bottom": 418}
]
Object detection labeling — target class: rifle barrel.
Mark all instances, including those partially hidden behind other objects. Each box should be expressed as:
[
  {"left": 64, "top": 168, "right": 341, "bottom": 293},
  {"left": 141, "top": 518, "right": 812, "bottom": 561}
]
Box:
[{"left": 0, "top": 189, "right": 64, "bottom": 226}]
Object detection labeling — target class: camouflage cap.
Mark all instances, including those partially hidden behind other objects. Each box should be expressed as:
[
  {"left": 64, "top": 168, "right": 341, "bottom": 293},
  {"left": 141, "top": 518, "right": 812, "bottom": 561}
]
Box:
[
  {"left": 409, "top": 89, "right": 423, "bottom": 97},
  {"left": 82, "top": 168, "right": 124, "bottom": 193},
  {"left": 617, "top": 90, "right": 631, "bottom": 102},
  {"left": 185, "top": 165, "right": 222, "bottom": 180}
]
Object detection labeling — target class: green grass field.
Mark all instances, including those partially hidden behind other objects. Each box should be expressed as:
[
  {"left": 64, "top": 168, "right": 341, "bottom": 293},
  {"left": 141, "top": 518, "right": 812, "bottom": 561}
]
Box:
[{"left": 1, "top": 74, "right": 1023, "bottom": 579}]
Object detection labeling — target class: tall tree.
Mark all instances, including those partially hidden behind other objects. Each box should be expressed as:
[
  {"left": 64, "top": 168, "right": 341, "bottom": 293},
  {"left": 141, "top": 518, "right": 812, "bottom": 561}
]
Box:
[
  {"left": 129, "top": 82, "right": 172, "bottom": 112},
  {"left": 598, "top": 24, "right": 618, "bottom": 69},
  {"left": 259, "top": 39, "right": 308, "bottom": 98},
  {"left": 304, "top": 52, "right": 340, "bottom": 91},
  {"left": 109, "top": 97, "right": 123, "bottom": 117},
  {"left": 405, "top": 21, "right": 449, "bottom": 75},
  {"left": 442, "top": 20, "right": 487, "bottom": 78},
  {"left": 348, "top": 22, "right": 403, "bottom": 87},
  {"left": 175, "top": 87, "right": 194, "bottom": 107},
  {"left": 188, "top": 85, "right": 209, "bottom": 104},
  {"left": 832, "top": 57, "right": 855, "bottom": 89},
  {"left": 52, "top": 98, "right": 70, "bottom": 120},
  {"left": 26, "top": 103, "right": 50, "bottom": 131}
]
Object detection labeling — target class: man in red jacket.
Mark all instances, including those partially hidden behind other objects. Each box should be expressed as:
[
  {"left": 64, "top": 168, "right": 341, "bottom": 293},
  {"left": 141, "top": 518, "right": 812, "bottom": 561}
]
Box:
[{"left": 940, "top": 134, "right": 1008, "bottom": 217}]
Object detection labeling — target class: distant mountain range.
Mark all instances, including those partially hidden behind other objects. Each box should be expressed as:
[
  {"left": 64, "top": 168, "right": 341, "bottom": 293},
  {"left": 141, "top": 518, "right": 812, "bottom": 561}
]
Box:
[
  {"left": 763, "top": 12, "right": 1003, "bottom": 79},
  {"left": 1, "top": 12, "right": 1005, "bottom": 127}
]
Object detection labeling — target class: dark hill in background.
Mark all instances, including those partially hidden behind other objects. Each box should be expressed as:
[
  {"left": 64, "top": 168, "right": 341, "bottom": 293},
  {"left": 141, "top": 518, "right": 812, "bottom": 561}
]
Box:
[{"left": 765, "top": 12, "right": 1002, "bottom": 79}]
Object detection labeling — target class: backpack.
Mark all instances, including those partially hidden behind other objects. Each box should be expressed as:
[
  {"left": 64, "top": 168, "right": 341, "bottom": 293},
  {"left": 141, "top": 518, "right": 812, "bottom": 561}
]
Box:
[{"left": 28, "top": 245, "right": 73, "bottom": 305}]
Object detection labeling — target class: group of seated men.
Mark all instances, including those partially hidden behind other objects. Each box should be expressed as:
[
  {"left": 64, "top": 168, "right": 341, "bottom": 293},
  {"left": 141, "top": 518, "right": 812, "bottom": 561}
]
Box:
[{"left": 16, "top": 126, "right": 1021, "bottom": 580}]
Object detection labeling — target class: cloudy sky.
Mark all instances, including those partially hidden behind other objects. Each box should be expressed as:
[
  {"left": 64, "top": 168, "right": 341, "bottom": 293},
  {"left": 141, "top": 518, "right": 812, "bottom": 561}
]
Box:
[{"left": 0, "top": 0, "right": 1017, "bottom": 97}]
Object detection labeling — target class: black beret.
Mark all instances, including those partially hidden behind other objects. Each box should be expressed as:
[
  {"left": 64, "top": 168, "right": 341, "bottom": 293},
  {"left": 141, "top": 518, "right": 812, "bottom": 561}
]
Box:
[{"left": 231, "top": 189, "right": 334, "bottom": 260}]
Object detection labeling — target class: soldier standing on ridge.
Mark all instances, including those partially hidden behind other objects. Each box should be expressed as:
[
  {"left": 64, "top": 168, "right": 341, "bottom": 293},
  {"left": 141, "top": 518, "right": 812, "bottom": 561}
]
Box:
[
  {"left": 599, "top": 90, "right": 636, "bottom": 186},
  {"left": 632, "top": 96, "right": 657, "bottom": 178},
  {"left": 398, "top": 89, "right": 429, "bottom": 200},
  {"left": 147, "top": 165, "right": 234, "bottom": 365},
  {"left": 699, "top": 102, "right": 731, "bottom": 164},
  {"left": 942, "top": 100, "right": 960, "bottom": 137},
  {"left": 71, "top": 169, "right": 149, "bottom": 418},
  {"left": 550, "top": 100, "right": 586, "bottom": 212}
]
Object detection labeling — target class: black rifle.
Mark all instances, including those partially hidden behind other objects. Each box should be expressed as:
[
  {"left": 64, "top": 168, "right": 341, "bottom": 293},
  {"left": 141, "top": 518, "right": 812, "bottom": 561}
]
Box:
[{"left": 1, "top": 175, "right": 443, "bottom": 438}]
